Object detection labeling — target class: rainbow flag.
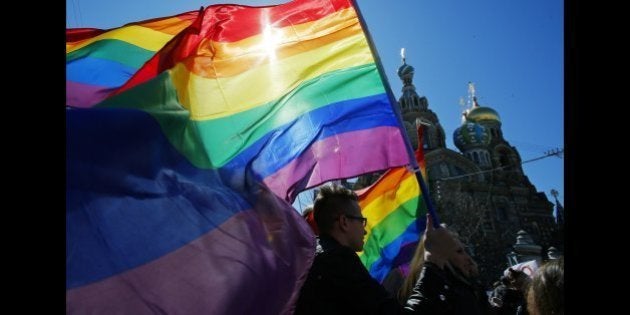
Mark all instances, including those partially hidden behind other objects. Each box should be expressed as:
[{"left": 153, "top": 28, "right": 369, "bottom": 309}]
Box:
[
  {"left": 66, "top": 10, "right": 199, "bottom": 107},
  {"left": 67, "top": 0, "right": 411, "bottom": 313},
  {"left": 106, "top": 0, "right": 411, "bottom": 202},
  {"left": 358, "top": 125, "right": 427, "bottom": 282}
]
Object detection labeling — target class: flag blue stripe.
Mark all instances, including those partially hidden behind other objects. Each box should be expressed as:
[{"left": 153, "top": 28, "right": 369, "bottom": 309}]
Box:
[
  {"left": 67, "top": 108, "right": 254, "bottom": 289},
  {"left": 223, "top": 93, "right": 399, "bottom": 180},
  {"left": 67, "top": 57, "right": 137, "bottom": 87}
]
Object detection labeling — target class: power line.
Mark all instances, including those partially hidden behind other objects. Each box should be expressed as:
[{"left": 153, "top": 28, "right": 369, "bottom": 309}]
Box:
[
  {"left": 69, "top": 0, "right": 79, "bottom": 28},
  {"left": 438, "top": 148, "right": 563, "bottom": 181},
  {"left": 510, "top": 139, "right": 561, "bottom": 154},
  {"left": 68, "top": 0, "right": 84, "bottom": 28},
  {"left": 76, "top": 0, "right": 84, "bottom": 27}
]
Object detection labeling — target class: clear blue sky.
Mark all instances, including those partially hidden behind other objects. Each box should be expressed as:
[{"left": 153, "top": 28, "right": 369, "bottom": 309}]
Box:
[{"left": 67, "top": 0, "right": 564, "bottom": 209}]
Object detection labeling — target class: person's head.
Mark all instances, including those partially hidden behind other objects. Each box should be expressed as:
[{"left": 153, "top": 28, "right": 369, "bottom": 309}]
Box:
[
  {"left": 313, "top": 184, "right": 366, "bottom": 251},
  {"left": 527, "top": 258, "right": 564, "bottom": 315},
  {"left": 445, "top": 231, "right": 476, "bottom": 278}
]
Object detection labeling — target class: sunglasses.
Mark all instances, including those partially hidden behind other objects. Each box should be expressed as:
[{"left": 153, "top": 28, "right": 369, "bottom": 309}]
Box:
[{"left": 344, "top": 214, "right": 367, "bottom": 227}]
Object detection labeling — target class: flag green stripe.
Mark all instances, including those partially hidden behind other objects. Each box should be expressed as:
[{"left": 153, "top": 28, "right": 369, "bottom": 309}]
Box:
[
  {"left": 67, "top": 39, "right": 155, "bottom": 69},
  {"left": 97, "top": 63, "right": 385, "bottom": 169},
  {"left": 360, "top": 196, "right": 422, "bottom": 269}
]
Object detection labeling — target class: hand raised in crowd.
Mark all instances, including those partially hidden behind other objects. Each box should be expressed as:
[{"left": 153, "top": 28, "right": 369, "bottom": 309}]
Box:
[{"left": 422, "top": 213, "right": 458, "bottom": 269}]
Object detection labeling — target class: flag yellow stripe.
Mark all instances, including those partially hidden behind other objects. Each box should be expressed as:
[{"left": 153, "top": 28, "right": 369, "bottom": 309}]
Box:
[
  {"left": 182, "top": 23, "right": 364, "bottom": 79},
  {"left": 170, "top": 31, "right": 373, "bottom": 121},
  {"left": 66, "top": 25, "right": 179, "bottom": 53},
  {"left": 359, "top": 172, "right": 419, "bottom": 251}
]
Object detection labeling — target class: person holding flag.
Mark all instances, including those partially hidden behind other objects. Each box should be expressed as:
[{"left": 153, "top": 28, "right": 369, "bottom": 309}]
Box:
[{"left": 295, "top": 184, "right": 461, "bottom": 314}]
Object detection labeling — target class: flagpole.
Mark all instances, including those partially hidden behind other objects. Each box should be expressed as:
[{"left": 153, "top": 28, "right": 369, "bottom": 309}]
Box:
[
  {"left": 415, "top": 165, "right": 439, "bottom": 227},
  {"left": 351, "top": 0, "right": 417, "bottom": 170},
  {"left": 352, "top": 0, "right": 440, "bottom": 227}
]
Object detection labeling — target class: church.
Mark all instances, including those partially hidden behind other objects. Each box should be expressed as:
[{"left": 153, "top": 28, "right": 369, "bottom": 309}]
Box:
[{"left": 354, "top": 57, "right": 562, "bottom": 284}]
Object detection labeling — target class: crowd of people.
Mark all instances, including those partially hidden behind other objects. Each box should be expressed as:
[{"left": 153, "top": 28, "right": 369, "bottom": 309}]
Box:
[{"left": 295, "top": 184, "right": 564, "bottom": 315}]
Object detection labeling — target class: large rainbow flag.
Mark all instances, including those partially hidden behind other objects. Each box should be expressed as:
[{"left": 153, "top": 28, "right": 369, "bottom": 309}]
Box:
[
  {"left": 358, "top": 125, "right": 428, "bottom": 282},
  {"left": 67, "top": 0, "right": 412, "bottom": 313},
  {"left": 66, "top": 10, "right": 199, "bottom": 107}
]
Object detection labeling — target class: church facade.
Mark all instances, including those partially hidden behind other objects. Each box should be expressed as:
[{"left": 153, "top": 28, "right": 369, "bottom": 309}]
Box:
[{"left": 354, "top": 59, "right": 561, "bottom": 284}]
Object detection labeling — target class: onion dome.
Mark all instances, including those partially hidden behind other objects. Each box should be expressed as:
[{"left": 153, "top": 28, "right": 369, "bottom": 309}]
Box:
[
  {"left": 465, "top": 97, "right": 501, "bottom": 123},
  {"left": 397, "top": 63, "right": 415, "bottom": 84},
  {"left": 453, "top": 121, "right": 491, "bottom": 151},
  {"left": 397, "top": 63, "right": 415, "bottom": 78}
]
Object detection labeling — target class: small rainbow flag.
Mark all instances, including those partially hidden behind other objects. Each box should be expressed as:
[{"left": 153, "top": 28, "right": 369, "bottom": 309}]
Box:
[
  {"left": 358, "top": 125, "right": 427, "bottom": 282},
  {"left": 67, "top": 0, "right": 412, "bottom": 313}
]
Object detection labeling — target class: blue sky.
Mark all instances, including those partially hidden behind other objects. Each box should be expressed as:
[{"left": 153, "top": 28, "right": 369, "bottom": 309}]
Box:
[{"left": 67, "top": 0, "right": 564, "bottom": 210}]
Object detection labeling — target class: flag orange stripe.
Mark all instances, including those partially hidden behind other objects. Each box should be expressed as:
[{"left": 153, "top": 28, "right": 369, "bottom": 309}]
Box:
[{"left": 358, "top": 167, "right": 415, "bottom": 207}]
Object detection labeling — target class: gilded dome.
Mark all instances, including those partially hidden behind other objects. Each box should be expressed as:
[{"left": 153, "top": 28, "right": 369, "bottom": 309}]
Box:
[
  {"left": 466, "top": 106, "right": 501, "bottom": 123},
  {"left": 453, "top": 122, "right": 491, "bottom": 151}
]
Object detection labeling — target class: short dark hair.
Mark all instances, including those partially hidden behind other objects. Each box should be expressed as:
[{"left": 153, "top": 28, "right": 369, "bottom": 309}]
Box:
[{"left": 313, "top": 184, "right": 358, "bottom": 233}]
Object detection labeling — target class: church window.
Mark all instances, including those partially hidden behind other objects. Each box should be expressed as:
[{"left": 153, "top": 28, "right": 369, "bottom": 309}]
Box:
[
  {"left": 499, "top": 152, "right": 511, "bottom": 170},
  {"left": 496, "top": 207, "right": 508, "bottom": 221},
  {"left": 440, "top": 164, "right": 449, "bottom": 177}
]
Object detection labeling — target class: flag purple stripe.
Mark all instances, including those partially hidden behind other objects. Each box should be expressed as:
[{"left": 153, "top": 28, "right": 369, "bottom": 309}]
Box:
[
  {"left": 66, "top": 80, "right": 114, "bottom": 108},
  {"left": 67, "top": 209, "right": 314, "bottom": 315},
  {"left": 263, "top": 126, "right": 408, "bottom": 201}
]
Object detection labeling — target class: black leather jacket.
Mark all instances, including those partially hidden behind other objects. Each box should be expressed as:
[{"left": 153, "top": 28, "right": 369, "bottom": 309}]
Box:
[
  {"left": 295, "top": 235, "right": 454, "bottom": 315},
  {"left": 295, "top": 235, "right": 400, "bottom": 315},
  {"left": 403, "top": 262, "right": 454, "bottom": 314}
]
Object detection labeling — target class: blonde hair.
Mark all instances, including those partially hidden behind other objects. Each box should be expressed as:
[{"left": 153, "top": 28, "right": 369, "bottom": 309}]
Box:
[
  {"left": 527, "top": 258, "right": 564, "bottom": 315},
  {"left": 397, "top": 240, "right": 425, "bottom": 304}
]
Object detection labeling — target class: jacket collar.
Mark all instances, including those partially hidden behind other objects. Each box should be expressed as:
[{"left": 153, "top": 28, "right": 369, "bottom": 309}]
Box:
[{"left": 317, "top": 234, "right": 344, "bottom": 253}]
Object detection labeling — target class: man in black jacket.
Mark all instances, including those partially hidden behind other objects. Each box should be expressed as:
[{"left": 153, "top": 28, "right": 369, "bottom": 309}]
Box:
[{"left": 294, "top": 184, "right": 461, "bottom": 315}]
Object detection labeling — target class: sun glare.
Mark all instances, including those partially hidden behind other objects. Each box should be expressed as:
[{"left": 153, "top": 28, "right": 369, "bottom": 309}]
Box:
[{"left": 262, "top": 24, "right": 282, "bottom": 60}]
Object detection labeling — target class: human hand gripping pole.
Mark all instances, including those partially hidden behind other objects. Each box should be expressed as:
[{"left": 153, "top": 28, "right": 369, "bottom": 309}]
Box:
[{"left": 422, "top": 213, "right": 457, "bottom": 269}]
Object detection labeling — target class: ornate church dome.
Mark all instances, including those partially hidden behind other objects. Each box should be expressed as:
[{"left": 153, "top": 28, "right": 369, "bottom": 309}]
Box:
[
  {"left": 465, "top": 97, "right": 501, "bottom": 123},
  {"left": 397, "top": 63, "right": 415, "bottom": 79},
  {"left": 453, "top": 121, "right": 492, "bottom": 151},
  {"left": 466, "top": 106, "right": 501, "bottom": 123}
]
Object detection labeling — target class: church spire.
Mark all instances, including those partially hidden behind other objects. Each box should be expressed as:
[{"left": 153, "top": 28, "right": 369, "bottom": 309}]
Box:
[
  {"left": 397, "top": 47, "right": 415, "bottom": 87},
  {"left": 401, "top": 47, "right": 406, "bottom": 65},
  {"left": 468, "top": 81, "right": 477, "bottom": 108},
  {"left": 395, "top": 50, "right": 446, "bottom": 150}
]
